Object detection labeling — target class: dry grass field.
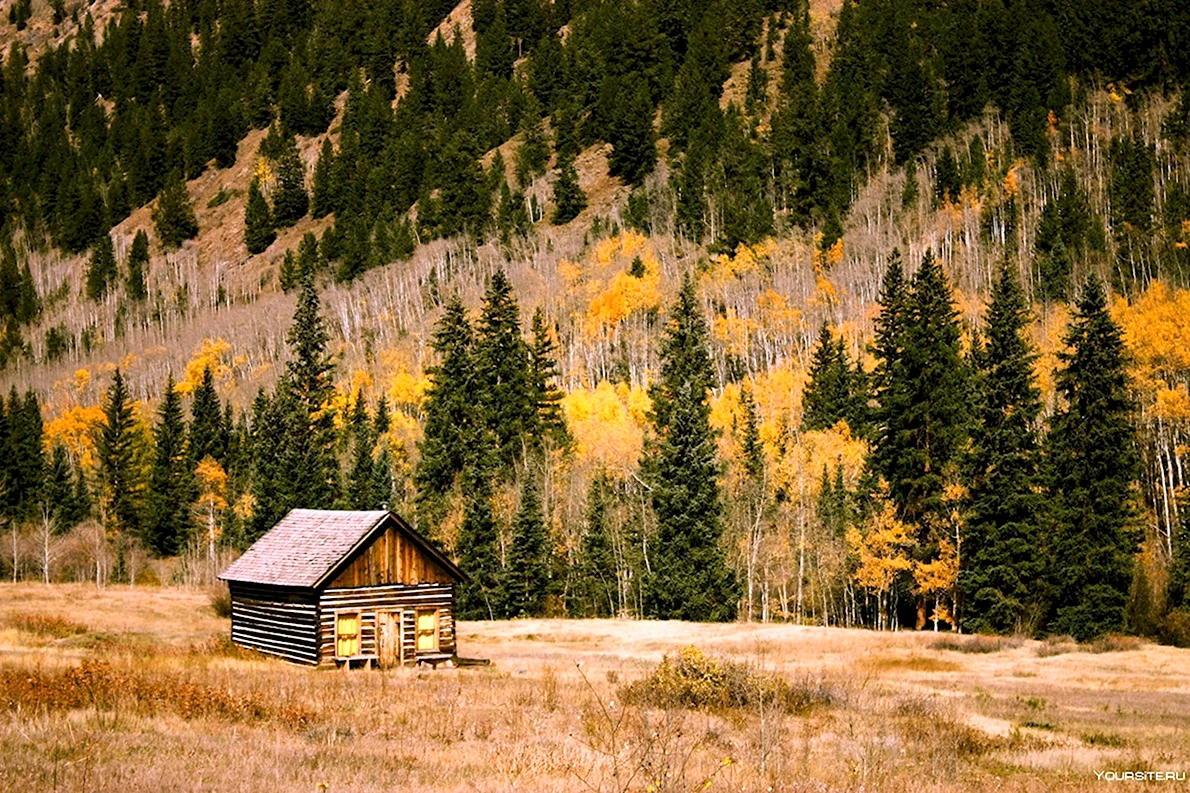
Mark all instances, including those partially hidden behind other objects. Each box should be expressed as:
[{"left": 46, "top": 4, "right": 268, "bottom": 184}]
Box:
[{"left": 0, "top": 584, "right": 1187, "bottom": 792}]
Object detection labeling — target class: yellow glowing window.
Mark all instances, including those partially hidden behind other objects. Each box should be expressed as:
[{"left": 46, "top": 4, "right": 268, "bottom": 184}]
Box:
[
  {"left": 336, "top": 612, "right": 360, "bottom": 658},
  {"left": 416, "top": 609, "right": 439, "bottom": 651}
]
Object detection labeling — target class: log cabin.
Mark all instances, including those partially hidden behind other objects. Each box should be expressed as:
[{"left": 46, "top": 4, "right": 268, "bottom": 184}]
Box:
[{"left": 218, "top": 509, "right": 467, "bottom": 668}]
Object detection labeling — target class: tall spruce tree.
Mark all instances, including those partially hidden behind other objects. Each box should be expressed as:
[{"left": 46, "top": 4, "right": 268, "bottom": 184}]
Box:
[
  {"left": 244, "top": 179, "right": 276, "bottom": 254},
  {"left": 889, "top": 252, "right": 970, "bottom": 526},
  {"left": 550, "top": 152, "right": 587, "bottom": 225},
  {"left": 282, "top": 270, "right": 340, "bottom": 509},
  {"left": 86, "top": 235, "right": 118, "bottom": 301},
  {"left": 126, "top": 229, "right": 149, "bottom": 302},
  {"left": 144, "top": 375, "right": 193, "bottom": 557},
  {"left": 803, "top": 322, "right": 851, "bottom": 431},
  {"left": 272, "top": 139, "right": 309, "bottom": 227},
  {"left": 346, "top": 418, "right": 378, "bottom": 509},
  {"left": 455, "top": 441, "right": 502, "bottom": 620},
  {"left": 872, "top": 250, "right": 909, "bottom": 479},
  {"left": 474, "top": 270, "right": 534, "bottom": 473},
  {"left": 574, "top": 472, "right": 616, "bottom": 617},
  {"left": 1045, "top": 278, "right": 1140, "bottom": 640},
  {"left": 152, "top": 172, "right": 199, "bottom": 249},
  {"left": 97, "top": 369, "right": 141, "bottom": 540},
  {"left": 502, "top": 468, "right": 550, "bottom": 617},
  {"left": 962, "top": 262, "right": 1046, "bottom": 635},
  {"left": 643, "top": 274, "right": 739, "bottom": 621},
  {"left": 528, "top": 307, "right": 569, "bottom": 448},
  {"left": 415, "top": 295, "right": 477, "bottom": 535},
  {"left": 190, "top": 364, "right": 226, "bottom": 465}
]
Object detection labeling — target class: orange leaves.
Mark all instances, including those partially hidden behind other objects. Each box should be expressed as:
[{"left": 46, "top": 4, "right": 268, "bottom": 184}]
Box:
[
  {"left": 914, "top": 537, "right": 958, "bottom": 596},
  {"left": 564, "top": 232, "right": 665, "bottom": 339},
  {"left": 1114, "top": 281, "right": 1190, "bottom": 400},
  {"left": 44, "top": 404, "right": 105, "bottom": 471},
  {"left": 562, "top": 381, "right": 650, "bottom": 470},
  {"left": 177, "top": 338, "right": 233, "bottom": 395}
]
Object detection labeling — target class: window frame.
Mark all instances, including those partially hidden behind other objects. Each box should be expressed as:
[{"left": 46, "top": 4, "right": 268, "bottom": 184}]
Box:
[
  {"left": 415, "top": 608, "right": 439, "bottom": 653},
  {"left": 334, "top": 610, "right": 362, "bottom": 659}
]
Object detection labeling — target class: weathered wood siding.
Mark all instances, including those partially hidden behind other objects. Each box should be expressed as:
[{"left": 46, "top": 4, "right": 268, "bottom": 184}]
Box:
[
  {"left": 228, "top": 582, "right": 320, "bottom": 665},
  {"left": 325, "top": 523, "right": 456, "bottom": 589},
  {"left": 317, "top": 583, "right": 455, "bottom": 665}
]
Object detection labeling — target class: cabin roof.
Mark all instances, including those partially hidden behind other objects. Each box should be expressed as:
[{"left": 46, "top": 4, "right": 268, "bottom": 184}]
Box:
[{"left": 219, "top": 509, "right": 465, "bottom": 588}]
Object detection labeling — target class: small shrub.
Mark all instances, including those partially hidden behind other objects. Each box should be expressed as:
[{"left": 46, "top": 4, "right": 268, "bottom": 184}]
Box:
[
  {"left": 1158, "top": 609, "right": 1190, "bottom": 648},
  {"left": 6, "top": 614, "right": 88, "bottom": 639},
  {"left": 621, "top": 646, "right": 834, "bottom": 715},
  {"left": 1087, "top": 633, "right": 1143, "bottom": 653},
  {"left": 206, "top": 187, "right": 236, "bottom": 208},
  {"left": 1082, "top": 730, "right": 1129, "bottom": 747},
  {"left": 209, "top": 585, "right": 232, "bottom": 618},
  {"left": 933, "top": 634, "right": 1023, "bottom": 654},
  {"left": 134, "top": 568, "right": 161, "bottom": 586},
  {"left": 1036, "top": 635, "right": 1079, "bottom": 657}
]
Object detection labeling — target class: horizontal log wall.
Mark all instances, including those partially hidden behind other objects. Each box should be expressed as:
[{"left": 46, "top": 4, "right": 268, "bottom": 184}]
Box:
[
  {"left": 228, "top": 582, "right": 320, "bottom": 665},
  {"left": 317, "top": 583, "right": 456, "bottom": 665}
]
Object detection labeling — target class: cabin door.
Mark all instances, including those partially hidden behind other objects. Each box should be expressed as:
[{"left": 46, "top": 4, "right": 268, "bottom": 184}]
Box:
[{"left": 377, "top": 611, "right": 401, "bottom": 669}]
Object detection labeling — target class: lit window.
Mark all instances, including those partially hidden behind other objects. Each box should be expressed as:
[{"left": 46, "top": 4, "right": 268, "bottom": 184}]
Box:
[
  {"left": 416, "top": 609, "right": 439, "bottom": 652},
  {"left": 336, "top": 612, "right": 360, "bottom": 658}
]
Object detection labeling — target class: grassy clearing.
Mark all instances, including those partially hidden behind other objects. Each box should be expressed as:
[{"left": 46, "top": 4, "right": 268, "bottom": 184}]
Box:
[{"left": 0, "top": 584, "right": 1187, "bottom": 792}]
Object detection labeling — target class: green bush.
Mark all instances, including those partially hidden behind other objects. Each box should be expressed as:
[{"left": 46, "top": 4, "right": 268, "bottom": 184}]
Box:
[{"left": 1158, "top": 609, "right": 1190, "bottom": 648}]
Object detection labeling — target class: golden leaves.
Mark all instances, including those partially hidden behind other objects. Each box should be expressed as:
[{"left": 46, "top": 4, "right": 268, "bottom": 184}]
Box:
[
  {"left": 562, "top": 381, "right": 650, "bottom": 469},
  {"left": 177, "top": 338, "right": 233, "bottom": 395}
]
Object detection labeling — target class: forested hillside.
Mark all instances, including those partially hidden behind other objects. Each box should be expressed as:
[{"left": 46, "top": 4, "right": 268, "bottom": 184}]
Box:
[{"left": 3, "top": 0, "right": 1190, "bottom": 640}]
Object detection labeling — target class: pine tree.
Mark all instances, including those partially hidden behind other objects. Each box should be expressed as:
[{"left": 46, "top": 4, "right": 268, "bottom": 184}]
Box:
[
  {"left": 43, "top": 444, "right": 82, "bottom": 531},
  {"left": 887, "top": 252, "right": 970, "bottom": 527},
  {"left": 244, "top": 178, "right": 276, "bottom": 254},
  {"left": 550, "top": 152, "right": 586, "bottom": 225},
  {"left": 514, "top": 98, "right": 550, "bottom": 188},
  {"left": 474, "top": 270, "right": 534, "bottom": 472},
  {"left": 345, "top": 419, "right": 377, "bottom": 509},
  {"left": 152, "top": 172, "right": 199, "bottom": 249},
  {"left": 144, "top": 374, "right": 193, "bottom": 557},
  {"left": 282, "top": 270, "right": 340, "bottom": 508},
  {"left": 871, "top": 250, "right": 909, "bottom": 483},
  {"left": 528, "top": 307, "right": 569, "bottom": 448},
  {"left": 4, "top": 388, "right": 45, "bottom": 520},
  {"left": 803, "top": 322, "right": 851, "bottom": 431},
  {"left": 502, "top": 468, "right": 550, "bottom": 617},
  {"left": 1045, "top": 278, "right": 1140, "bottom": 640},
  {"left": 643, "top": 274, "right": 739, "bottom": 621},
  {"left": 86, "top": 235, "right": 118, "bottom": 301},
  {"left": 97, "top": 369, "right": 141, "bottom": 540},
  {"left": 574, "top": 472, "right": 616, "bottom": 616},
  {"left": 126, "top": 229, "right": 149, "bottom": 301},
  {"left": 607, "top": 81, "right": 657, "bottom": 187},
  {"left": 455, "top": 445, "right": 502, "bottom": 620},
  {"left": 414, "top": 295, "right": 476, "bottom": 535},
  {"left": 272, "top": 139, "right": 309, "bottom": 227},
  {"left": 311, "top": 137, "right": 337, "bottom": 218},
  {"left": 962, "top": 262, "right": 1046, "bottom": 635},
  {"left": 190, "top": 364, "right": 225, "bottom": 465}
]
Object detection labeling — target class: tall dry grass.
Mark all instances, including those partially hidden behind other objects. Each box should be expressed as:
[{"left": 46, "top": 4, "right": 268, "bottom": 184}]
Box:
[{"left": 0, "top": 584, "right": 1187, "bottom": 792}]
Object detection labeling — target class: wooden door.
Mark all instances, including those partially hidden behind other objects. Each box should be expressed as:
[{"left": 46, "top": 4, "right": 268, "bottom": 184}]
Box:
[{"left": 377, "top": 611, "right": 398, "bottom": 668}]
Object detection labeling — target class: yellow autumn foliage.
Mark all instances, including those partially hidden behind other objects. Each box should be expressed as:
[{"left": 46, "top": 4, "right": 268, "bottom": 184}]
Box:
[
  {"left": 177, "top": 338, "right": 233, "bottom": 394},
  {"left": 848, "top": 497, "right": 914, "bottom": 597},
  {"left": 562, "top": 380, "right": 650, "bottom": 469},
  {"left": 1113, "top": 281, "right": 1190, "bottom": 404},
  {"left": 44, "top": 404, "right": 105, "bottom": 471}
]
